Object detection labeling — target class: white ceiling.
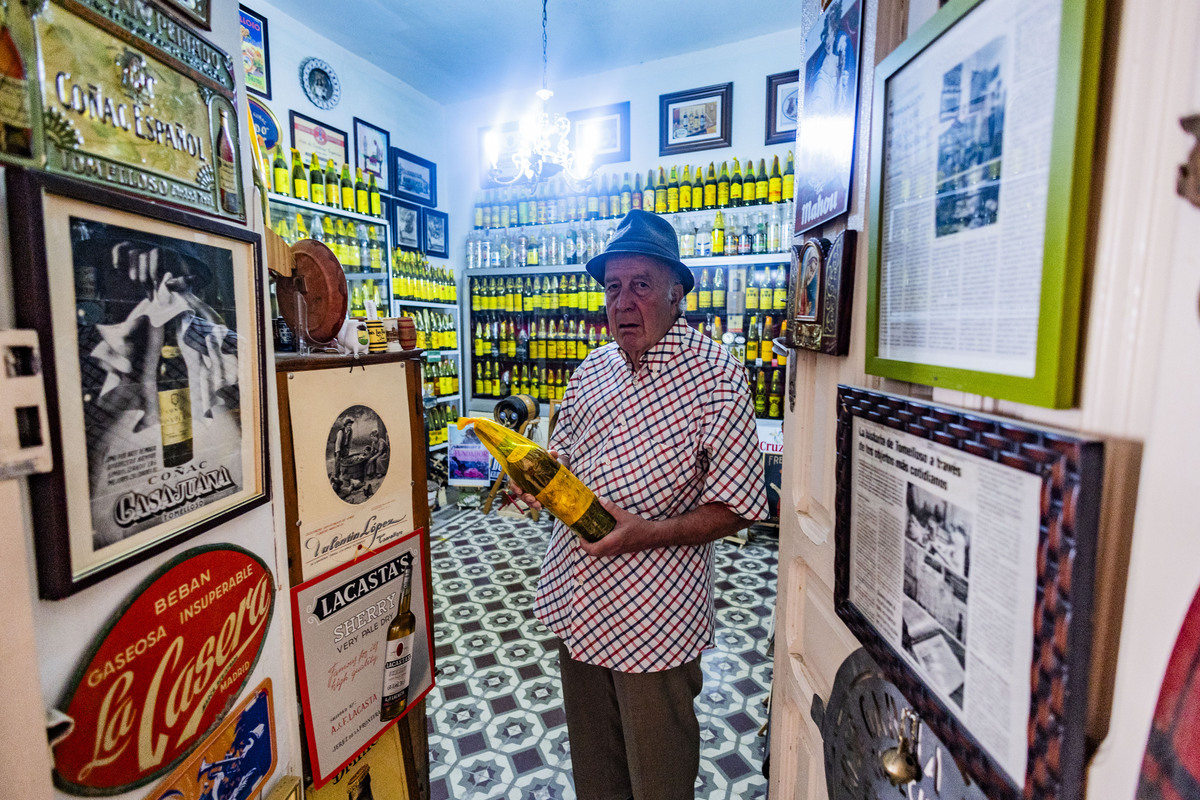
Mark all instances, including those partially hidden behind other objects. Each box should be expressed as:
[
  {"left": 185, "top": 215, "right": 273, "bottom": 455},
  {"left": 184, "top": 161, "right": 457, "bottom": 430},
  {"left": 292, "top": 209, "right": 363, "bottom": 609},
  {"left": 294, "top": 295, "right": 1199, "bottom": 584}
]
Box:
[{"left": 268, "top": 0, "right": 803, "bottom": 105}]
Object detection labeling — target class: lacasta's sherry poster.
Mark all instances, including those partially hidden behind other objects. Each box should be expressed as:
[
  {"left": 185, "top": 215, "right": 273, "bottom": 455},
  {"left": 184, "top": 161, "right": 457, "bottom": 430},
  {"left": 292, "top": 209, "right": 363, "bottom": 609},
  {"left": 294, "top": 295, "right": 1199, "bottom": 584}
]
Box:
[
  {"left": 286, "top": 363, "right": 415, "bottom": 580},
  {"left": 291, "top": 531, "right": 433, "bottom": 787},
  {"left": 848, "top": 417, "right": 1039, "bottom": 783}
]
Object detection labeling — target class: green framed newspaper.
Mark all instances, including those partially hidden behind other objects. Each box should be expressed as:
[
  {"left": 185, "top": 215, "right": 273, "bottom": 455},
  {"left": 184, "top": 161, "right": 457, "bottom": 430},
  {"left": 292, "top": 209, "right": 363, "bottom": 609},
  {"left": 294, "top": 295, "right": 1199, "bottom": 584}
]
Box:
[{"left": 865, "top": 0, "right": 1105, "bottom": 408}]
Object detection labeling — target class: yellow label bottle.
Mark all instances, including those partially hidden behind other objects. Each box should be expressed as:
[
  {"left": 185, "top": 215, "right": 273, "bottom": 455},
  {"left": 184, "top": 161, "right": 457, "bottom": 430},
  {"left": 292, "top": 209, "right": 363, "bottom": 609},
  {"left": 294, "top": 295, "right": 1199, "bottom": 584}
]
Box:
[{"left": 460, "top": 417, "right": 616, "bottom": 542}]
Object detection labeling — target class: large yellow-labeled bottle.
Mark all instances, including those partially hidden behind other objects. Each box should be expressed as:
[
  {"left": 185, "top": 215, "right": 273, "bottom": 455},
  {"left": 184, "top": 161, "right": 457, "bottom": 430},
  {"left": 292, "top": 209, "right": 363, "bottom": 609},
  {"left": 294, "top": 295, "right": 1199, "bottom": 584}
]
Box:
[{"left": 460, "top": 417, "right": 615, "bottom": 542}]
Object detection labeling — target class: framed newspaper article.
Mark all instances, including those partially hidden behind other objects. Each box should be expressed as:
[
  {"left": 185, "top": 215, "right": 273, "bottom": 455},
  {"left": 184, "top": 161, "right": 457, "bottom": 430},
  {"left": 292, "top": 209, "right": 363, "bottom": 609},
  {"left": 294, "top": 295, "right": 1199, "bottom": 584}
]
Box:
[
  {"left": 7, "top": 170, "right": 268, "bottom": 599},
  {"left": 834, "top": 386, "right": 1103, "bottom": 800},
  {"left": 864, "top": 0, "right": 1105, "bottom": 408}
]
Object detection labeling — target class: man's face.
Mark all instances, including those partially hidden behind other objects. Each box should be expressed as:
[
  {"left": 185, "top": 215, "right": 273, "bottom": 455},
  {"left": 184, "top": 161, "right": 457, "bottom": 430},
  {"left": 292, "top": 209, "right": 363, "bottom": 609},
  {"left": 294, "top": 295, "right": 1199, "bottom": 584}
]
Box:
[{"left": 603, "top": 255, "right": 683, "bottom": 363}]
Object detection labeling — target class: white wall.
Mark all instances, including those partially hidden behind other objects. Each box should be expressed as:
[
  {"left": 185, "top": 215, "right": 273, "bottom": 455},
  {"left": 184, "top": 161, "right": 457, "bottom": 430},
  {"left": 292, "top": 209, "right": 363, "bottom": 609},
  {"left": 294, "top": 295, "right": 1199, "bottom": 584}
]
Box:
[{"left": 442, "top": 26, "right": 804, "bottom": 260}]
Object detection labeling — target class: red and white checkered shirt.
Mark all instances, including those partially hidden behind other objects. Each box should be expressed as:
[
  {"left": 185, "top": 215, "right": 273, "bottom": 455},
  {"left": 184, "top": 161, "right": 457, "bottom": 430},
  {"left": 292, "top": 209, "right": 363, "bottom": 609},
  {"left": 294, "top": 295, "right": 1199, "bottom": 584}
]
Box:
[{"left": 534, "top": 318, "right": 769, "bottom": 673}]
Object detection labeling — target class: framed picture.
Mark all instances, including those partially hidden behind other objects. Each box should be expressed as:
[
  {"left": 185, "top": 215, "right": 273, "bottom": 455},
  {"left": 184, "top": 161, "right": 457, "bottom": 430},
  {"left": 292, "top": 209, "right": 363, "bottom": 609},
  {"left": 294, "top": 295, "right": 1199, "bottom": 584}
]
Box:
[
  {"left": 391, "top": 199, "right": 423, "bottom": 252},
  {"left": 7, "top": 170, "right": 268, "bottom": 599},
  {"left": 423, "top": 209, "right": 449, "bottom": 258},
  {"left": 354, "top": 118, "right": 390, "bottom": 193},
  {"left": 290, "top": 110, "right": 347, "bottom": 170},
  {"left": 568, "top": 101, "right": 631, "bottom": 167},
  {"left": 834, "top": 386, "right": 1102, "bottom": 800},
  {"left": 865, "top": 0, "right": 1105, "bottom": 408},
  {"left": 659, "top": 83, "right": 734, "bottom": 156},
  {"left": 239, "top": 5, "right": 271, "bottom": 99},
  {"left": 765, "top": 70, "right": 799, "bottom": 145},
  {"left": 392, "top": 148, "right": 437, "bottom": 207},
  {"left": 794, "top": 0, "right": 864, "bottom": 232},
  {"left": 786, "top": 231, "right": 857, "bottom": 355},
  {"left": 478, "top": 121, "right": 522, "bottom": 188},
  {"left": 160, "top": 0, "right": 210, "bottom": 29}
]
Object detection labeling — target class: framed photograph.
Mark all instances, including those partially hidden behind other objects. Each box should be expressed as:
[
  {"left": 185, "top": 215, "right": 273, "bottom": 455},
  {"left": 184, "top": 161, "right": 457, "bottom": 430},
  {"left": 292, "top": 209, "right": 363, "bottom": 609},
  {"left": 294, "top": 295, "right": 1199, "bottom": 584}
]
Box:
[
  {"left": 834, "top": 386, "right": 1102, "bottom": 800},
  {"left": 7, "top": 170, "right": 268, "bottom": 600},
  {"left": 568, "top": 101, "right": 631, "bottom": 167},
  {"left": 765, "top": 70, "right": 800, "bottom": 145},
  {"left": 787, "top": 231, "right": 857, "bottom": 355},
  {"left": 794, "top": 0, "right": 864, "bottom": 232},
  {"left": 391, "top": 199, "right": 423, "bottom": 252},
  {"left": 392, "top": 148, "right": 437, "bottom": 207},
  {"left": 423, "top": 209, "right": 449, "bottom": 258},
  {"left": 659, "top": 83, "right": 734, "bottom": 156},
  {"left": 354, "top": 118, "right": 390, "bottom": 193},
  {"left": 289, "top": 110, "right": 347, "bottom": 171},
  {"left": 865, "top": 0, "right": 1105, "bottom": 407},
  {"left": 239, "top": 5, "right": 271, "bottom": 99},
  {"left": 160, "top": 0, "right": 210, "bottom": 29},
  {"left": 478, "top": 121, "right": 522, "bottom": 188}
]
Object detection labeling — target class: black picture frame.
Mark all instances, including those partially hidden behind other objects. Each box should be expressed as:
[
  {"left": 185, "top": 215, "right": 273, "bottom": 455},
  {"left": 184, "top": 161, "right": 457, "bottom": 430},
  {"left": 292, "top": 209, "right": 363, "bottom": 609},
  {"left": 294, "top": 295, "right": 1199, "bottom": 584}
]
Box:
[
  {"left": 659, "top": 83, "right": 734, "bottom": 156},
  {"left": 391, "top": 147, "right": 437, "bottom": 208},
  {"left": 765, "top": 70, "right": 799, "bottom": 145},
  {"left": 353, "top": 117, "right": 390, "bottom": 194},
  {"left": 568, "top": 101, "right": 631, "bottom": 167},
  {"left": 7, "top": 170, "right": 270, "bottom": 599},
  {"left": 423, "top": 209, "right": 449, "bottom": 258},
  {"left": 834, "top": 386, "right": 1102, "bottom": 800},
  {"left": 239, "top": 5, "right": 271, "bottom": 99},
  {"left": 391, "top": 198, "right": 423, "bottom": 252}
]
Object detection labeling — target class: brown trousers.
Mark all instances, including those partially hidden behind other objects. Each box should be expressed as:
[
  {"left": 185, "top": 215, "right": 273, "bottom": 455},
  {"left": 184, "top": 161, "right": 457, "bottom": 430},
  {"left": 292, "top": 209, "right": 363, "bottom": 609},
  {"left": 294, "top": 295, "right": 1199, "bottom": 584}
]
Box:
[{"left": 557, "top": 640, "right": 703, "bottom": 800}]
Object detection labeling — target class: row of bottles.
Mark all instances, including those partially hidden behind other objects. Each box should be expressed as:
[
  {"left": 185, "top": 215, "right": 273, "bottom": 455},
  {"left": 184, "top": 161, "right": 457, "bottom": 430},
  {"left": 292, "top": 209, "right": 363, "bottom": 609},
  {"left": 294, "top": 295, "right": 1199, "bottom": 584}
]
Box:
[
  {"left": 471, "top": 275, "right": 604, "bottom": 317},
  {"left": 349, "top": 279, "right": 386, "bottom": 317},
  {"left": 682, "top": 265, "right": 790, "bottom": 315},
  {"left": 422, "top": 359, "right": 460, "bottom": 397},
  {"left": 466, "top": 220, "right": 614, "bottom": 269},
  {"left": 271, "top": 146, "right": 384, "bottom": 218},
  {"left": 271, "top": 209, "right": 387, "bottom": 273},
  {"left": 403, "top": 308, "right": 458, "bottom": 350},
  {"left": 474, "top": 360, "right": 575, "bottom": 402},
  {"left": 474, "top": 315, "right": 612, "bottom": 362},
  {"left": 426, "top": 403, "right": 460, "bottom": 447},
  {"left": 392, "top": 250, "right": 457, "bottom": 304},
  {"left": 472, "top": 151, "right": 795, "bottom": 229},
  {"left": 677, "top": 206, "right": 791, "bottom": 257}
]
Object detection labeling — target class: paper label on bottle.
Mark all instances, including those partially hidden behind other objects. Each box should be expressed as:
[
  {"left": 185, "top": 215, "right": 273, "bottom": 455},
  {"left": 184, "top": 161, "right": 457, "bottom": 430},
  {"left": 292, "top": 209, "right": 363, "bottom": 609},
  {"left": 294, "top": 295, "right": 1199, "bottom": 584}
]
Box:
[
  {"left": 158, "top": 388, "right": 192, "bottom": 444},
  {"left": 535, "top": 467, "right": 594, "bottom": 527},
  {"left": 0, "top": 75, "right": 29, "bottom": 128},
  {"left": 382, "top": 632, "right": 415, "bottom": 700}
]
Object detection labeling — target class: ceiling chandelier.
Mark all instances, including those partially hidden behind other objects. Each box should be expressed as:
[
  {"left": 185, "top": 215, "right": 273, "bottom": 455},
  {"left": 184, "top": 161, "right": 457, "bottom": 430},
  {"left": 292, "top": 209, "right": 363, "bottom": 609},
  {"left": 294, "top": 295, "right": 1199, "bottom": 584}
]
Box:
[{"left": 484, "top": 0, "right": 593, "bottom": 186}]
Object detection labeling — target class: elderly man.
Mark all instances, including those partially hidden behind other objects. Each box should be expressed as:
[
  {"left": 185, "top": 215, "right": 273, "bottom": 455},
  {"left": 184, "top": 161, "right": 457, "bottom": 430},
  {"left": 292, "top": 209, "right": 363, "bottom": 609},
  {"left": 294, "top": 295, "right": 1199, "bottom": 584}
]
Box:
[{"left": 514, "top": 210, "right": 768, "bottom": 799}]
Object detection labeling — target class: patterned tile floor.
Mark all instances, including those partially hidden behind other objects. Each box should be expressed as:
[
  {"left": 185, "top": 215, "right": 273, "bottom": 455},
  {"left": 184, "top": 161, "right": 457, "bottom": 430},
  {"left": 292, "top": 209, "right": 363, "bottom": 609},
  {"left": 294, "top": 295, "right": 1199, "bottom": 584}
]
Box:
[{"left": 425, "top": 506, "right": 778, "bottom": 800}]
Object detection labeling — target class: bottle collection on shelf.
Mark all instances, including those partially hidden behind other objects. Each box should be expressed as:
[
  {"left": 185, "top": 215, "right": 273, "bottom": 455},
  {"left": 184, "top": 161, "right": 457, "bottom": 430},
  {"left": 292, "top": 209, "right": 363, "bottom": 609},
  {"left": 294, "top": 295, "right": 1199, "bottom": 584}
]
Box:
[
  {"left": 270, "top": 208, "right": 387, "bottom": 270},
  {"left": 466, "top": 152, "right": 795, "bottom": 270},
  {"left": 403, "top": 308, "right": 458, "bottom": 350},
  {"left": 469, "top": 264, "right": 788, "bottom": 419},
  {"left": 424, "top": 403, "right": 461, "bottom": 447},
  {"left": 392, "top": 250, "right": 458, "bottom": 305},
  {"left": 270, "top": 145, "right": 384, "bottom": 218},
  {"left": 422, "top": 359, "right": 460, "bottom": 398}
]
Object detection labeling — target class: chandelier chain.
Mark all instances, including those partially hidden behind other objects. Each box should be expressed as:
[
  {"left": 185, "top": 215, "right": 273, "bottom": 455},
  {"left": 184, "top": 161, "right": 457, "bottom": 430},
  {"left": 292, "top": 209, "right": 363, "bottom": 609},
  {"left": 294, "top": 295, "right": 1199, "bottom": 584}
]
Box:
[{"left": 541, "top": 0, "right": 548, "bottom": 93}]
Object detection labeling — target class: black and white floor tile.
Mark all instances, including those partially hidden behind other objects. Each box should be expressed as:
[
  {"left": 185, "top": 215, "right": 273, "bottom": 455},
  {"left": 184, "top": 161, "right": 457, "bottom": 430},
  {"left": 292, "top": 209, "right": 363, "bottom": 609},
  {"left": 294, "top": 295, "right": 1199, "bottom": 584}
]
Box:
[{"left": 425, "top": 507, "right": 778, "bottom": 800}]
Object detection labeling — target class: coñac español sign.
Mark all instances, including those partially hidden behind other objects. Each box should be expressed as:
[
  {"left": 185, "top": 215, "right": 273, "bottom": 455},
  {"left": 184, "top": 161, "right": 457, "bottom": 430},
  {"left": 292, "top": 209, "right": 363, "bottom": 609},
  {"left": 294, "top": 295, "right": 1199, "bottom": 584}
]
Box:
[{"left": 51, "top": 545, "right": 274, "bottom": 795}]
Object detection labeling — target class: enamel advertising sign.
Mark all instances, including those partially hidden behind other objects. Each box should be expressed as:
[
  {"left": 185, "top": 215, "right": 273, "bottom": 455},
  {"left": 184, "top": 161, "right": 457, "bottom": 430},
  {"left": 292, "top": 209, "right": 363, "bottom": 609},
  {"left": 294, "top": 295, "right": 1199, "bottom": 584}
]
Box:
[{"left": 51, "top": 545, "right": 275, "bottom": 795}]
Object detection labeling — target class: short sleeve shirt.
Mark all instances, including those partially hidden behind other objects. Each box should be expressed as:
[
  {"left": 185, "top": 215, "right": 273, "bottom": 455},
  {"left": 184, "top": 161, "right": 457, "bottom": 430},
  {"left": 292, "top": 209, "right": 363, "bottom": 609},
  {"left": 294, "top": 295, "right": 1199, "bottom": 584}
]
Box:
[{"left": 534, "top": 319, "right": 769, "bottom": 673}]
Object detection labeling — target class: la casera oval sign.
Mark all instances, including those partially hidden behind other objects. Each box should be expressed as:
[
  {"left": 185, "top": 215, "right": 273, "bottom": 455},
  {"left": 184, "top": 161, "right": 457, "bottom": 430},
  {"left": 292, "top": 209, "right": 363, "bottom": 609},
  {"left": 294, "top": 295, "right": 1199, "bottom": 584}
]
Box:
[{"left": 52, "top": 545, "right": 275, "bottom": 795}]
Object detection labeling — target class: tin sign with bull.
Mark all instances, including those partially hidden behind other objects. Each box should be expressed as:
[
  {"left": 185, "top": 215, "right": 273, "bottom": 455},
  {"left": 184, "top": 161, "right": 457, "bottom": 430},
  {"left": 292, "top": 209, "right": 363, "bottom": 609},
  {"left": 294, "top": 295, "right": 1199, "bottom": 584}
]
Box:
[{"left": 51, "top": 545, "right": 275, "bottom": 795}]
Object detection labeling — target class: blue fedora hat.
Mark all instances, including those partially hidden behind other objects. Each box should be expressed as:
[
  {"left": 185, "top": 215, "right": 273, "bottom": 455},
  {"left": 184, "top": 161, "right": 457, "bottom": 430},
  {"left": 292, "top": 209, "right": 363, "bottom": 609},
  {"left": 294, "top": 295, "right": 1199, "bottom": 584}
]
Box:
[{"left": 585, "top": 210, "right": 694, "bottom": 293}]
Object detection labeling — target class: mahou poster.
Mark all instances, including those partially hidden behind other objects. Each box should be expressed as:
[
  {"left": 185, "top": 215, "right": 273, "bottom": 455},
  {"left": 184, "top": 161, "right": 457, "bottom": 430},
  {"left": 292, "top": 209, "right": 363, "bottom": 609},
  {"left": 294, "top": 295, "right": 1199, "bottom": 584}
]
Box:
[{"left": 291, "top": 531, "right": 434, "bottom": 787}]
